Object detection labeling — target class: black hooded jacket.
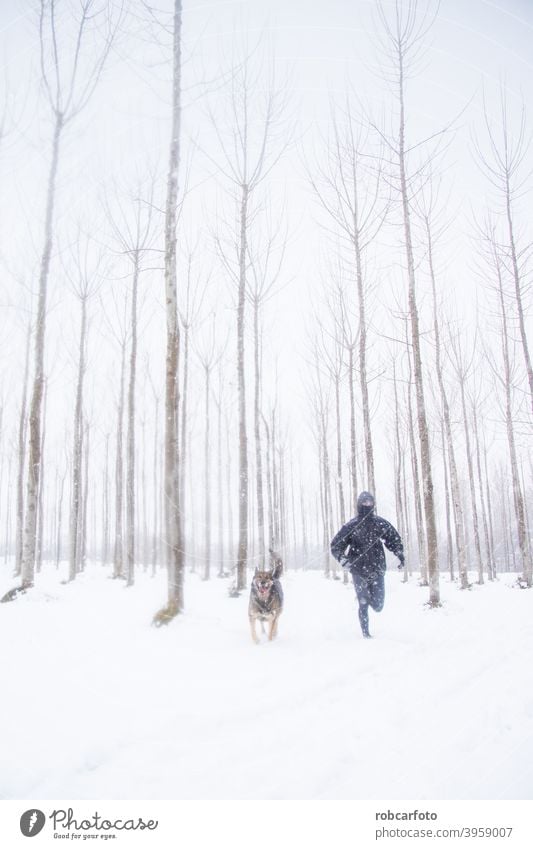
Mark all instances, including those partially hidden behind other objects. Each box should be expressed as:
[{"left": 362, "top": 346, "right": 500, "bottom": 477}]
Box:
[{"left": 330, "top": 494, "right": 404, "bottom": 577}]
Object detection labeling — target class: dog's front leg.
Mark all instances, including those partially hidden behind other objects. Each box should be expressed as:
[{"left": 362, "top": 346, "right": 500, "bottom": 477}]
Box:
[
  {"left": 268, "top": 616, "right": 276, "bottom": 641},
  {"left": 249, "top": 616, "right": 260, "bottom": 644}
]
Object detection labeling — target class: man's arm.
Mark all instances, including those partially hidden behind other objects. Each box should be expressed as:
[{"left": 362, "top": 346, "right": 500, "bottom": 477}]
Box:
[
  {"left": 379, "top": 518, "right": 404, "bottom": 564},
  {"left": 330, "top": 519, "right": 355, "bottom": 563}
]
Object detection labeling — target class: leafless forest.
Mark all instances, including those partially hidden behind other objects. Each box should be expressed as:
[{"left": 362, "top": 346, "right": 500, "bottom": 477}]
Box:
[{"left": 0, "top": 0, "right": 531, "bottom": 618}]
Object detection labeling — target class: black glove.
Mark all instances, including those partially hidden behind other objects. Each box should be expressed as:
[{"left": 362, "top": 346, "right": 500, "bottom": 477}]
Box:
[
  {"left": 397, "top": 559, "right": 405, "bottom": 570},
  {"left": 340, "top": 557, "right": 350, "bottom": 570}
]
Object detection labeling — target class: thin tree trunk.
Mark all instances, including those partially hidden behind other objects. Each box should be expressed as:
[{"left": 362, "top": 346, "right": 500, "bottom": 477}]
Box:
[
  {"left": 263, "top": 414, "right": 274, "bottom": 549},
  {"left": 334, "top": 368, "right": 346, "bottom": 524},
  {"left": 505, "top": 186, "right": 533, "bottom": 414},
  {"left": 113, "top": 341, "right": 126, "bottom": 579},
  {"left": 179, "top": 323, "right": 190, "bottom": 546},
  {"left": 163, "top": 0, "right": 184, "bottom": 616},
  {"left": 472, "top": 401, "right": 492, "bottom": 581},
  {"left": 300, "top": 481, "right": 308, "bottom": 559},
  {"left": 102, "top": 433, "right": 109, "bottom": 565},
  {"left": 495, "top": 255, "right": 531, "bottom": 585},
  {"left": 441, "top": 420, "right": 454, "bottom": 581},
  {"left": 406, "top": 346, "right": 426, "bottom": 581},
  {"left": 21, "top": 113, "right": 63, "bottom": 588},
  {"left": 272, "top": 411, "right": 280, "bottom": 548},
  {"left": 36, "top": 380, "right": 48, "bottom": 573},
  {"left": 253, "top": 297, "right": 266, "bottom": 563},
  {"left": 203, "top": 364, "right": 211, "bottom": 580},
  {"left": 80, "top": 422, "right": 89, "bottom": 570},
  {"left": 392, "top": 360, "right": 407, "bottom": 583},
  {"left": 398, "top": 57, "right": 439, "bottom": 604},
  {"left": 348, "top": 345, "right": 357, "bottom": 511},
  {"left": 217, "top": 372, "right": 224, "bottom": 577},
  {"left": 402, "top": 443, "right": 412, "bottom": 579},
  {"left": 69, "top": 295, "right": 87, "bottom": 581},
  {"left": 354, "top": 236, "right": 375, "bottom": 495},
  {"left": 126, "top": 255, "right": 140, "bottom": 588},
  {"left": 426, "top": 216, "right": 468, "bottom": 588},
  {"left": 458, "top": 377, "right": 483, "bottom": 583},
  {"left": 236, "top": 181, "right": 249, "bottom": 590},
  {"left": 225, "top": 411, "right": 234, "bottom": 564},
  {"left": 56, "top": 470, "right": 65, "bottom": 568},
  {"left": 15, "top": 321, "right": 31, "bottom": 577},
  {"left": 152, "top": 397, "right": 159, "bottom": 576},
  {"left": 141, "top": 418, "right": 148, "bottom": 570},
  {"left": 4, "top": 456, "right": 12, "bottom": 563},
  {"left": 483, "top": 434, "right": 496, "bottom": 580}
]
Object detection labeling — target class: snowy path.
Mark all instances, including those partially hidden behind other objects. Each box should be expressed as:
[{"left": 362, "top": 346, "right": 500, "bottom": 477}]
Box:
[{"left": 1, "top": 563, "right": 532, "bottom": 799}]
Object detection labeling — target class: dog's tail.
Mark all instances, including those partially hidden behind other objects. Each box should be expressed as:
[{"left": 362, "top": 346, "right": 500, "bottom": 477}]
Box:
[{"left": 269, "top": 548, "right": 283, "bottom": 579}]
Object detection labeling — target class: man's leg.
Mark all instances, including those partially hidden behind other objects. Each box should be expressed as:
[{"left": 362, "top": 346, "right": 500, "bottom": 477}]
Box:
[
  {"left": 352, "top": 573, "right": 371, "bottom": 637},
  {"left": 367, "top": 572, "right": 385, "bottom": 613}
]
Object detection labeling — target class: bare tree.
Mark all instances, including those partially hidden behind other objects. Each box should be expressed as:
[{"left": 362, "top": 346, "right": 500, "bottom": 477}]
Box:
[
  {"left": 405, "top": 337, "right": 426, "bottom": 581},
  {"left": 102, "top": 433, "right": 110, "bottom": 565},
  {"left": 330, "top": 276, "right": 360, "bottom": 509},
  {"left": 475, "top": 88, "right": 533, "bottom": 415},
  {"left": 375, "top": 0, "right": 441, "bottom": 604},
  {"left": 19, "top": 0, "right": 122, "bottom": 590},
  {"left": 471, "top": 387, "right": 493, "bottom": 581},
  {"left": 391, "top": 356, "right": 409, "bottom": 582},
  {"left": 417, "top": 183, "right": 469, "bottom": 588},
  {"left": 210, "top": 46, "right": 289, "bottom": 590},
  {"left": 195, "top": 314, "right": 224, "bottom": 580},
  {"left": 66, "top": 237, "right": 102, "bottom": 581},
  {"left": 14, "top": 320, "right": 32, "bottom": 576},
  {"left": 247, "top": 220, "right": 286, "bottom": 562},
  {"left": 449, "top": 329, "right": 484, "bottom": 584},
  {"left": 156, "top": 0, "right": 185, "bottom": 624},
  {"left": 107, "top": 181, "right": 156, "bottom": 587},
  {"left": 483, "top": 224, "right": 531, "bottom": 586},
  {"left": 311, "top": 105, "right": 388, "bottom": 498}
]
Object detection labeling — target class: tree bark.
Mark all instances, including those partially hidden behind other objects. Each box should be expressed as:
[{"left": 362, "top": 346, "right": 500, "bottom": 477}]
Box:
[
  {"left": 163, "top": 0, "right": 184, "bottom": 616},
  {"left": 113, "top": 341, "right": 126, "bottom": 579},
  {"left": 348, "top": 345, "right": 358, "bottom": 511},
  {"left": 102, "top": 433, "right": 109, "bottom": 565},
  {"left": 21, "top": 113, "right": 63, "bottom": 588},
  {"left": 69, "top": 294, "right": 87, "bottom": 581},
  {"left": 426, "top": 215, "right": 468, "bottom": 588},
  {"left": 235, "top": 182, "right": 249, "bottom": 590},
  {"left": 126, "top": 254, "right": 140, "bottom": 587},
  {"left": 505, "top": 179, "right": 533, "bottom": 415},
  {"left": 398, "top": 59, "right": 440, "bottom": 604},
  {"left": 406, "top": 340, "right": 426, "bottom": 581},
  {"left": 80, "top": 421, "right": 89, "bottom": 570},
  {"left": 203, "top": 363, "right": 211, "bottom": 580},
  {"left": 495, "top": 253, "right": 531, "bottom": 585},
  {"left": 253, "top": 296, "right": 266, "bottom": 563},
  {"left": 15, "top": 321, "right": 31, "bottom": 577}
]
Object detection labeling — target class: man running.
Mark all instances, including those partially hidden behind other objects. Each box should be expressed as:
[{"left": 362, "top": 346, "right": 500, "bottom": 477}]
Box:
[{"left": 330, "top": 491, "right": 404, "bottom": 638}]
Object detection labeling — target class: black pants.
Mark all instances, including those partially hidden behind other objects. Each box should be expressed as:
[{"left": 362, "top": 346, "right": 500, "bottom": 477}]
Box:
[{"left": 352, "top": 572, "right": 385, "bottom": 636}]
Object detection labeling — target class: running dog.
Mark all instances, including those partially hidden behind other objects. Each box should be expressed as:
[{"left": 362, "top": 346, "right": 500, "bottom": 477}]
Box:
[{"left": 248, "top": 550, "right": 284, "bottom": 643}]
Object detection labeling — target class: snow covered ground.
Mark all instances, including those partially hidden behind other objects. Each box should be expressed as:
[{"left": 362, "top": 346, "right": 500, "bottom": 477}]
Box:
[{"left": 1, "top": 560, "right": 532, "bottom": 800}]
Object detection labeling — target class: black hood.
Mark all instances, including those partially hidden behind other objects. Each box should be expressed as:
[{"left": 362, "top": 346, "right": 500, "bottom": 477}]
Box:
[{"left": 357, "top": 491, "right": 375, "bottom": 516}]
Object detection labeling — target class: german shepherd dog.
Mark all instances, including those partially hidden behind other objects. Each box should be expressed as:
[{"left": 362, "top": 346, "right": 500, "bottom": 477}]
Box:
[{"left": 248, "top": 549, "right": 284, "bottom": 643}]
